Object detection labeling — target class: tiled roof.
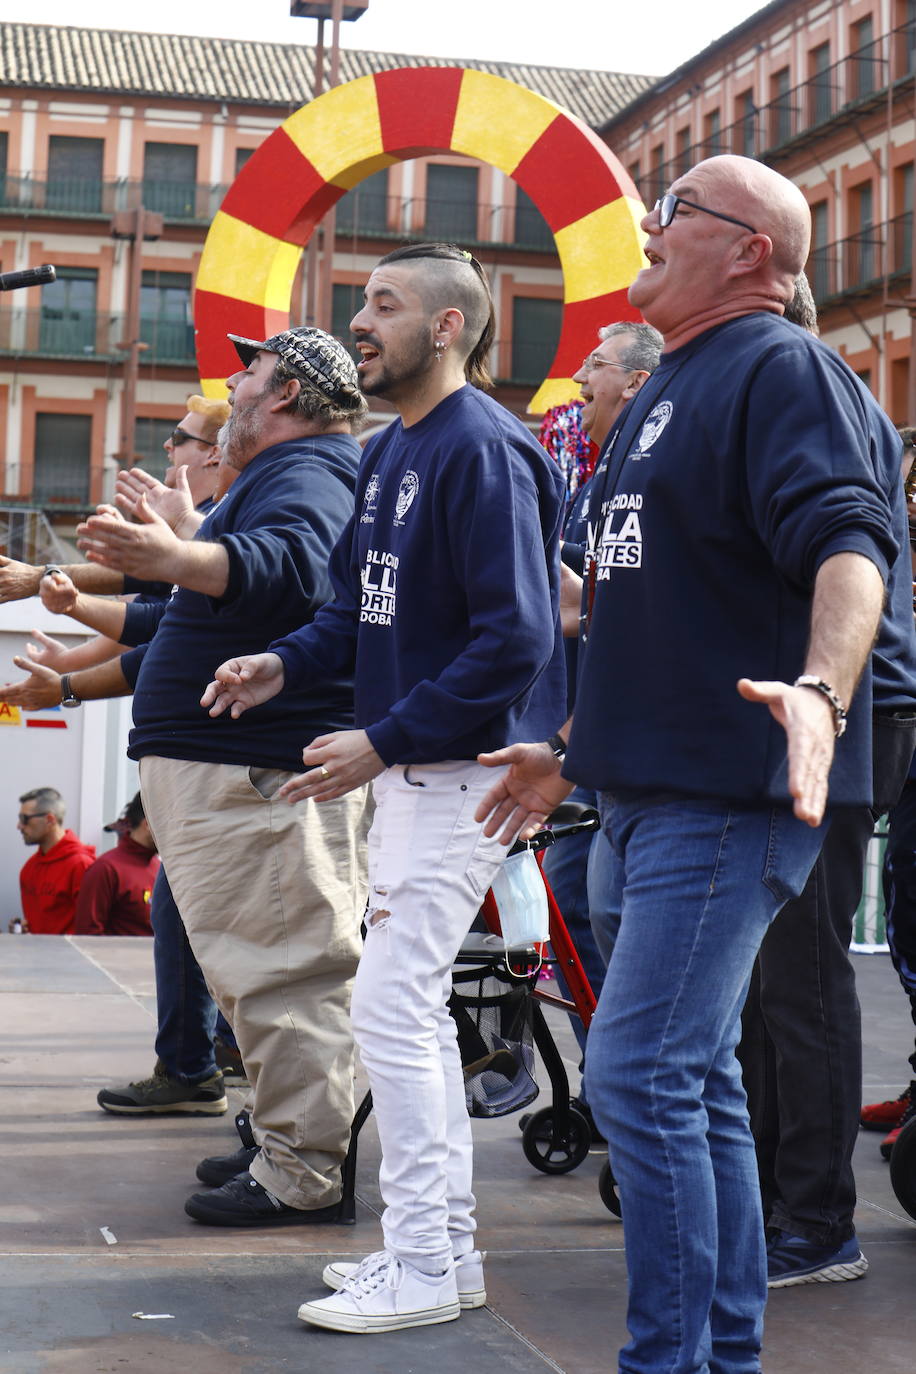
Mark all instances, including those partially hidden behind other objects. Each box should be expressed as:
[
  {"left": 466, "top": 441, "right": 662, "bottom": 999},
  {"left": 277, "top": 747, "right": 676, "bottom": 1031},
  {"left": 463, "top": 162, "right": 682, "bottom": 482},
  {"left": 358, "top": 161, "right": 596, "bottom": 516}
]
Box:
[{"left": 0, "top": 22, "right": 655, "bottom": 129}]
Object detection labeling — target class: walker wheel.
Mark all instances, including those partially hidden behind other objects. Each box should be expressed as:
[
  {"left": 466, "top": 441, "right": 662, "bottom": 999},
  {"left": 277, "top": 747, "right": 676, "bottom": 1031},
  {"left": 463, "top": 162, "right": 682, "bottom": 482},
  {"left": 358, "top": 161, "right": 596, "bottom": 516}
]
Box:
[
  {"left": 521, "top": 1105, "right": 592, "bottom": 1174},
  {"left": 598, "top": 1158, "right": 622, "bottom": 1217},
  {"left": 889, "top": 1114, "right": 916, "bottom": 1221}
]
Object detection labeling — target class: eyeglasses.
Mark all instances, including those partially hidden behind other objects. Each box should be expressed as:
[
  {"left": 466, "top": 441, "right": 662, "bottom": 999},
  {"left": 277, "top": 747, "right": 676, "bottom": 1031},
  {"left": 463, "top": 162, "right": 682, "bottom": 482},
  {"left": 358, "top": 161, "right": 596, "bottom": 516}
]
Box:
[
  {"left": 654, "top": 194, "right": 758, "bottom": 235},
  {"left": 580, "top": 354, "right": 634, "bottom": 375},
  {"left": 168, "top": 426, "right": 211, "bottom": 448}
]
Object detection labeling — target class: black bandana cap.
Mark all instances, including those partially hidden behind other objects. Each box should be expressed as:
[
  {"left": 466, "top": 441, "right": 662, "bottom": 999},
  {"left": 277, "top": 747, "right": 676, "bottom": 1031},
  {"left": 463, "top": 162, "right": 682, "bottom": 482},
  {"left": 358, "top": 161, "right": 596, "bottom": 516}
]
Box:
[{"left": 228, "top": 327, "right": 361, "bottom": 404}]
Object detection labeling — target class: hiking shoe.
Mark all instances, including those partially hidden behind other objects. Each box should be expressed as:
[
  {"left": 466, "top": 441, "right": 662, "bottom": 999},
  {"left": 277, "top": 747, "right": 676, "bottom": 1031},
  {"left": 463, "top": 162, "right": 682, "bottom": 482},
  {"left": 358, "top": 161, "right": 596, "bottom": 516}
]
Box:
[
  {"left": 518, "top": 1096, "right": 606, "bottom": 1146},
  {"left": 299, "top": 1250, "right": 460, "bottom": 1333},
  {"left": 323, "top": 1249, "right": 486, "bottom": 1310},
  {"left": 184, "top": 1171, "right": 341, "bottom": 1227},
  {"left": 861, "top": 1082, "right": 913, "bottom": 1132},
  {"left": 214, "top": 1039, "right": 248, "bottom": 1087},
  {"left": 880, "top": 1093, "right": 916, "bottom": 1159},
  {"left": 766, "top": 1231, "right": 868, "bottom": 1288},
  {"left": 195, "top": 1144, "right": 260, "bottom": 1187},
  {"left": 97, "top": 1062, "right": 227, "bottom": 1116}
]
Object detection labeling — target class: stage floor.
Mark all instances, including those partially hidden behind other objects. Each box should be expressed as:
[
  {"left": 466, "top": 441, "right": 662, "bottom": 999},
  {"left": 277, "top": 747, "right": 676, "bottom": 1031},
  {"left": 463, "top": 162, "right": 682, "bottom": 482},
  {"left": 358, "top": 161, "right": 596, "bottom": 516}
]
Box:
[{"left": 1, "top": 934, "right": 913, "bottom": 1373}]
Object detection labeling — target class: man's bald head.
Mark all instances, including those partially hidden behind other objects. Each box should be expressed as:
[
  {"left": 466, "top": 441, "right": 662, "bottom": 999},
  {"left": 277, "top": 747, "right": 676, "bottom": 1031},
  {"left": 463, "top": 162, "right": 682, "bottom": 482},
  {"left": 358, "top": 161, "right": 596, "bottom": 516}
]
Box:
[{"left": 688, "top": 155, "right": 811, "bottom": 288}]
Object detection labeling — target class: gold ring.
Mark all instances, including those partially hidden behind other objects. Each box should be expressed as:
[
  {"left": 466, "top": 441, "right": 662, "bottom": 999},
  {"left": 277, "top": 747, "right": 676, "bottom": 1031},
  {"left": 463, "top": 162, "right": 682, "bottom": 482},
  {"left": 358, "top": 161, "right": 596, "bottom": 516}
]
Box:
[{"left": 319, "top": 766, "right": 331, "bottom": 781}]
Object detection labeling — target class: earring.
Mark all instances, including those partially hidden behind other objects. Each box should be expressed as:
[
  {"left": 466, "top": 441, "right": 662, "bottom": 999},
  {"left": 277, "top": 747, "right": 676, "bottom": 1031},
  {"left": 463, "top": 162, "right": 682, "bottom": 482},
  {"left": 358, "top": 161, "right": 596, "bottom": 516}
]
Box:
[{"left": 434, "top": 340, "right": 445, "bottom": 361}]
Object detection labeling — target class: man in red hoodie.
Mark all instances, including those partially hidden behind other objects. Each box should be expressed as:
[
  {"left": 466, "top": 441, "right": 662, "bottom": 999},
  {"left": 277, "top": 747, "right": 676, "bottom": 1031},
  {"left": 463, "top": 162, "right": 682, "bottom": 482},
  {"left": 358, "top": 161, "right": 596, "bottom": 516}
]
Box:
[
  {"left": 17, "top": 787, "right": 96, "bottom": 934},
  {"left": 74, "top": 792, "right": 160, "bottom": 937}
]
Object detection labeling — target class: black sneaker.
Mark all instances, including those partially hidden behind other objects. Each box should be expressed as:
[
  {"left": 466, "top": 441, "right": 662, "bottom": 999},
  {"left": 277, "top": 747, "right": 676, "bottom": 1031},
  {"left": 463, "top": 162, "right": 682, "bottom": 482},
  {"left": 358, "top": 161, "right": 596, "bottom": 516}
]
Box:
[
  {"left": 97, "top": 1062, "right": 228, "bottom": 1116},
  {"left": 195, "top": 1144, "right": 260, "bottom": 1187},
  {"left": 184, "top": 1171, "right": 342, "bottom": 1227}
]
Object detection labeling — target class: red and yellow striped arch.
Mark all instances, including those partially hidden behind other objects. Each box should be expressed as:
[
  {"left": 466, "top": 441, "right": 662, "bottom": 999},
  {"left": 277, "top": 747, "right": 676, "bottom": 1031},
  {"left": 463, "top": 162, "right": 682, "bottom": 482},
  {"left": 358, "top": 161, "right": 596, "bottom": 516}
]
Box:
[{"left": 194, "top": 66, "right": 647, "bottom": 414}]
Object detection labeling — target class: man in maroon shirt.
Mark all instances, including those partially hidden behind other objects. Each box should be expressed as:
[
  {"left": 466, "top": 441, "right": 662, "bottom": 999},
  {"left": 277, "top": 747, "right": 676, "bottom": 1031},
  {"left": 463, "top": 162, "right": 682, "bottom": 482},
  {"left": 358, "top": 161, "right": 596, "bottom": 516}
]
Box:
[
  {"left": 18, "top": 787, "right": 95, "bottom": 934},
  {"left": 74, "top": 793, "right": 160, "bottom": 936}
]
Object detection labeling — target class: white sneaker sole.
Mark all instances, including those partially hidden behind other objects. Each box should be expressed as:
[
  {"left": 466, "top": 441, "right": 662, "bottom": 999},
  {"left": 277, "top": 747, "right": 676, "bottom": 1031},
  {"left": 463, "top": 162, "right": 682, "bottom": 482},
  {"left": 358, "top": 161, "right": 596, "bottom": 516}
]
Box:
[
  {"left": 321, "top": 1261, "right": 486, "bottom": 1310},
  {"left": 767, "top": 1253, "right": 868, "bottom": 1289},
  {"left": 298, "top": 1298, "right": 461, "bottom": 1333}
]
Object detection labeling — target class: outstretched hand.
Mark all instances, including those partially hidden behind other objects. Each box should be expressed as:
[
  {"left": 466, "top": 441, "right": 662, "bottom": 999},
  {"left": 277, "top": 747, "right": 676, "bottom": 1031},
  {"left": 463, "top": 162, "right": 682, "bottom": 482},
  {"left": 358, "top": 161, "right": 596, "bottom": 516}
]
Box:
[
  {"left": 201, "top": 652, "right": 286, "bottom": 718},
  {"left": 117, "top": 465, "right": 198, "bottom": 537},
  {"left": 0, "top": 555, "right": 42, "bottom": 603},
  {"left": 78, "top": 501, "right": 180, "bottom": 581},
  {"left": 737, "top": 677, "right": 836, "bottom": 826},
  {"left": 276, "top": 730, "right": 385, "bottom": 804},
  {"left": 475, "top": 740, "right": 574, "bottom": 845},
  {"left": 39, "top": 569, "right": 78, "bottom": 616},
  {"left": 0, "top": 657, "right": 62, "bottom": 709},
  {"left": 25, "top": 628, "right": 70, "bottom": 671}
]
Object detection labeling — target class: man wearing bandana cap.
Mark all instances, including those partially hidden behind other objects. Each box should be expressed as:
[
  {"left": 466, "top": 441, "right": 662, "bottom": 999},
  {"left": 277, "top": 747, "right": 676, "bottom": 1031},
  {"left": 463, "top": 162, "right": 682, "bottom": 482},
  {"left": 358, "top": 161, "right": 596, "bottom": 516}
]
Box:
[{"left": 73, "top": 327, "right": 373, "bottom": 1229}]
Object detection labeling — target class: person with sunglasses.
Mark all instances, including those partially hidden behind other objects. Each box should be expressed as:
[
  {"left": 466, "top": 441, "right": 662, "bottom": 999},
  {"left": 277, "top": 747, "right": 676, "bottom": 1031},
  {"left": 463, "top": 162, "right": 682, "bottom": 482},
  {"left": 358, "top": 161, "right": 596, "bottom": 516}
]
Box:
[
  {"left": 16, "top": 787, "right": 95, "bottom": 935},
  {"left": 475, "top": 154, "right": 914, "bottom": 1374}
]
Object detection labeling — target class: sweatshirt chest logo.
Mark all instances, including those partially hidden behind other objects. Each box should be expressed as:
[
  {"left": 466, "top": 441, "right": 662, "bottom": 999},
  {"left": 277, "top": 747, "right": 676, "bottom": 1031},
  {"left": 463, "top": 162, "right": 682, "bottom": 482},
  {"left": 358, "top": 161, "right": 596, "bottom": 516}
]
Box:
[
  {"left": 394, "top": 470, "right": 419, "bottom": 525},
  {"left": 361, "top": 474, "right": 381, "bottom": 525},
  {"left": 631, "top": 401, "right": 672, "bottom": 460},
  {"left": 360, "top": 549, "right": 398, "bottom": 626}
]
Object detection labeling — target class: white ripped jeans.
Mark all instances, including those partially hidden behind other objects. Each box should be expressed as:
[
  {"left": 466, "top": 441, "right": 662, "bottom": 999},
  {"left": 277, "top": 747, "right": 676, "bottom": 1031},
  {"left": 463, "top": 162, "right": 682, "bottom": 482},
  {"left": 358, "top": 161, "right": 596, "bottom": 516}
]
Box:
[{"left": 351, "top": 761, "right": 509, "bottom": 1273}]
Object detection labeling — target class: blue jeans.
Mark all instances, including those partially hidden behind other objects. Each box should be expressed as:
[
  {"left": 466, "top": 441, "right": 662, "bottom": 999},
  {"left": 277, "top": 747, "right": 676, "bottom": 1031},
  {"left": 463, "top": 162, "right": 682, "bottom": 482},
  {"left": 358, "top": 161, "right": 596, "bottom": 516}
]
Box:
[
  {"left": 585, "top": 794, "right": 825, "bottom": 1374},
  {"left": 151, "top": 867, "right": 220, "bottom": 1083},
  {"left": 540, "top": 786, "right": 610, "bottom": 1099}
]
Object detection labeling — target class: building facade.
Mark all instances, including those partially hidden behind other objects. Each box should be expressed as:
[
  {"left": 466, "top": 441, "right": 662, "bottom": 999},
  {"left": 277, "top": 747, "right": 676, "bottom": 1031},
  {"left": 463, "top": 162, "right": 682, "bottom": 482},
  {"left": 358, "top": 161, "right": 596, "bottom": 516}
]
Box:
[
  {"left": 0, "top": 22, "right": 650, "bottom": 537},
  {"left": 600, "top": 0, "right": 916, "bottom": 423}
]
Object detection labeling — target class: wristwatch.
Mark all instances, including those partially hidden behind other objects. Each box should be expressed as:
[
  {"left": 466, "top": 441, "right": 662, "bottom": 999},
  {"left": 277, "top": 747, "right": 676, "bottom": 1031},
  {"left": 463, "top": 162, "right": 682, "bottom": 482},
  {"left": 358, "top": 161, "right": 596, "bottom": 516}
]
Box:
[
  {"left": 547, "top": 732, "right": 567, "bottom": 759},
  {"left": 60, "top": 674, "right": 82, "bottom": 709},
  {"left": 42, "top": 564, "right": 63, "bottom": 578}
]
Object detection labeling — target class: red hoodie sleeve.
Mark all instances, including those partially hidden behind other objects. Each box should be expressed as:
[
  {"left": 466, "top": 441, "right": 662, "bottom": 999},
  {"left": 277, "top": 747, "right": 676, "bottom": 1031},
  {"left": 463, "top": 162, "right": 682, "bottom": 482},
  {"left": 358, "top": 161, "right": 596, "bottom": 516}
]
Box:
[{"left": 73, "top": 857, "right": 115, "bottom": 936}]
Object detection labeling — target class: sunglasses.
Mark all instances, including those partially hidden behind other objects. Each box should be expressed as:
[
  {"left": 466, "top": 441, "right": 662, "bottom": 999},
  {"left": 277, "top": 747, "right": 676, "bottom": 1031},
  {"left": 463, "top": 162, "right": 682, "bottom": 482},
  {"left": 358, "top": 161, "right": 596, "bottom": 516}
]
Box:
[
  {"left": 18, "top": 812, "right": 45, "bottom": 824},
  {"left": 168, "top": 426, "right": 211, "bottom": 448}
]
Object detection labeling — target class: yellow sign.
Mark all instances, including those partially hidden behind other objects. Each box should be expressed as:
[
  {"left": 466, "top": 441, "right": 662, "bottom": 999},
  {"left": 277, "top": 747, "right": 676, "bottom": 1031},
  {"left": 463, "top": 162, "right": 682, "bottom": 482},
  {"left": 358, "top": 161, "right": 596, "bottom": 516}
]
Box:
[{"left": 0, "top": 700, "right": 22, "bottom": 725}]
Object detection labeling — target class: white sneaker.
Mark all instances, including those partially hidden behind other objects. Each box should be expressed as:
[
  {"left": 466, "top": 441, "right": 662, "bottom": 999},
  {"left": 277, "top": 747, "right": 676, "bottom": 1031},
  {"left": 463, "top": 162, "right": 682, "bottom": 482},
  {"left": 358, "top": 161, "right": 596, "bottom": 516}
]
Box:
[
  {"left": 298, "top": 1250, "right": 461, "bottom": 1333},
  {"left": 323, "top": 1249, "right": 486, "bottom": 1309}
]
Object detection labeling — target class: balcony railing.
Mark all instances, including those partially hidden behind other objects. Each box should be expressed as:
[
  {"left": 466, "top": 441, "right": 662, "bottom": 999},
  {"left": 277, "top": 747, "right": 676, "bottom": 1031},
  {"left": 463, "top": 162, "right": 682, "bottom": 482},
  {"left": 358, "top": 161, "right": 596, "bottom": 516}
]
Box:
[
  {"left": 0, "top": 310, "right": 196, "bottom": 364},
  {"left": 0, "top": 174, "right": 228, "bottom": 224},
  {"left": 807, "top": 212, "right": 913, "bottom": 305},
  {"left": 640, "top": 20, "right": 916, "bottom": 206},
  {"left": 0, "top": 505, "right": 73, "bottom": 561}
]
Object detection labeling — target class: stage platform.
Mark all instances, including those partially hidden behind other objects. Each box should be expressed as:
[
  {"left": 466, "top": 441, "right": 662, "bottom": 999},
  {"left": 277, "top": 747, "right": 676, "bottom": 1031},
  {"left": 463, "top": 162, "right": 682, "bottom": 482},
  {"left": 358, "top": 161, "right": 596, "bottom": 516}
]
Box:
[{"left": 1, "top": 935, "right": 913, "bottom": 1373}]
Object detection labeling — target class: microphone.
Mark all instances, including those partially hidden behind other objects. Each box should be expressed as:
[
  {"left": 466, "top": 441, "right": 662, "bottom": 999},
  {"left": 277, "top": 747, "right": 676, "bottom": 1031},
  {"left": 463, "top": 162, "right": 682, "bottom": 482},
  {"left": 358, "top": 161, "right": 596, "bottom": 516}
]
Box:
[{"left": 0, "top": 264, "right": 57, "bottom": 292}]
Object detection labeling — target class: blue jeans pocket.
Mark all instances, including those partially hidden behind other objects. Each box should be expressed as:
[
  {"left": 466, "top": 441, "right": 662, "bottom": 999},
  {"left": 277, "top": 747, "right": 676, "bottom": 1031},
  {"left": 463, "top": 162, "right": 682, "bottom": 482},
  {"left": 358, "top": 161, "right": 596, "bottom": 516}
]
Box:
[{"left": 762, "top": 807, "right": 822, "bottom": 906}]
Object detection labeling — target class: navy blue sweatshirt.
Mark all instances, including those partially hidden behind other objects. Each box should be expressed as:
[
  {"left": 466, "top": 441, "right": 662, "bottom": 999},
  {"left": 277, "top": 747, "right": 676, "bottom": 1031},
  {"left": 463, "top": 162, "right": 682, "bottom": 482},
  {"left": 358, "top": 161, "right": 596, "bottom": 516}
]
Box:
[
  {"left": 127, "top": 435, "right": 360, "bottom": 772},
  {"left": 566, "top": 313, "right": 904, "bottom": 806},
  {"left": 271, "top": 386, "right": 567, "bottom": 763}
]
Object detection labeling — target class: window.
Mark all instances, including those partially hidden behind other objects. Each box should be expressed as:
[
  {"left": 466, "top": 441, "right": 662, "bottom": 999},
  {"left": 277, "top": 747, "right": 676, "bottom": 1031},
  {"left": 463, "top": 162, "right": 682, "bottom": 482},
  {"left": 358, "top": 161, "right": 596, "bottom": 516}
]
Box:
[
  {"left": 737, "top": 92, "right": 757, "bottom": 158},
  {"left": 424, "top": 164, "right": 478, "bottom": 242},
  {"left": 143, "top": 143, "right": 198, "bottom": 219},
  {"left": 808, "top": 200, "right": 831, "bottom": 301},
  {"left": 649, "top": 143, "right": 666, "bottom": 204},
  {"left": 39, "top": 267, "right": 98, "bottom": 355},
  {"left": 704, "top": 110, "right": 722, "bottom": 158},
  {"left": 769, "top": 68, "right": 792, "bottom": 146},
  {"left": 809, "top": 43, "right": 833, "bottom": 124},
  {"left": 133, "top": 418, "right": 174, "bottom": 481},
  {"left": 336, "top": 168, "right": 390, "bottom": 236},
  {"left": 139, "top": 270, "right": 193, "bottom": 361},
  {"left": 234, "top": 147, "right": 255, "bottom": 177},
  {"left": 46, "top": 136, "right": 103, "bottom": 213},
  {"left": 893, "top": 1, "right": 916, "bottom": 77},
  {"left": 331, "top": 283, "right": 362, "bottom": 358},
  {"left": 0, "top": 131, "right": 8, "bottom": 205},
  {"left": 514, "top": 187, "right": 553, "bottom": 250},
  {"left": 850, "top": 182, "right": 876, "bottom": 286},
  {"left": 676, "top": 127, "right": 692, "bottom": 176},
  {"left": 851, "top": 17, "right": 877, "bottom": 100},
  {"left": 33, "top": 414, "right": 91, "bottom": 505},
  {"left": 895, "top": 163, "right": 914, "bottom": 274},
  {"left": 510, "top": 296, "right": 561, "bottom": 385}
]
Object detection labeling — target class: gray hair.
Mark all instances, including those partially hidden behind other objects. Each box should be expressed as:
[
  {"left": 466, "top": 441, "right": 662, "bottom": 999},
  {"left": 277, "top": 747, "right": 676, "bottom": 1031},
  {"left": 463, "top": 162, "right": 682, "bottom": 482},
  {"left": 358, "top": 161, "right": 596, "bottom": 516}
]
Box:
[
  {"left": 783, "top": 272, "right": 819, "bottom": 336},
  {"left": 267, "top": 358, "right": 368, "bottom": 430},
  {"left": 19, "top": 787, "right": 65, "bottom": 821},
  {"left": 598, "top": 321, "right": 663, "bottom": 374}
]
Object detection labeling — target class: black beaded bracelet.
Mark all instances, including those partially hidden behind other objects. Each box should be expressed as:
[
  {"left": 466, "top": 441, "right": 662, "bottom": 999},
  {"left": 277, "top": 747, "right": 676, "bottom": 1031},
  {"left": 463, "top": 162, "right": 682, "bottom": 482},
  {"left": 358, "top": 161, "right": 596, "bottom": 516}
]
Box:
[{"left": 793, "top": 675, "right": 848, "bottom": 738}]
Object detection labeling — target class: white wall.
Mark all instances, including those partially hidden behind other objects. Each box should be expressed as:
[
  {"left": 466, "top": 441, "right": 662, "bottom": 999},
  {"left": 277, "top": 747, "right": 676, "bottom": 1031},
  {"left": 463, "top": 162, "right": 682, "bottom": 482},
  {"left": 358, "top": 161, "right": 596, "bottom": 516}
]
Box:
[{"left": 0, "top": 598, "right": 136, "bottom": 922}]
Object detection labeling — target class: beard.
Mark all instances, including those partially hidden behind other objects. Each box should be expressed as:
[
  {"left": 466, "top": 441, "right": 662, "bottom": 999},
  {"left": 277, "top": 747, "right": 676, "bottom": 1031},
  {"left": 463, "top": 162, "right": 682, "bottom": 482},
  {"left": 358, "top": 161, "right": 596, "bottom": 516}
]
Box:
[
  {"left": 359, "top": 326, "right": 435, "bottom": 400},
  {"left": 218, "top": 392, "right": 267, "bottom": 469}
]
